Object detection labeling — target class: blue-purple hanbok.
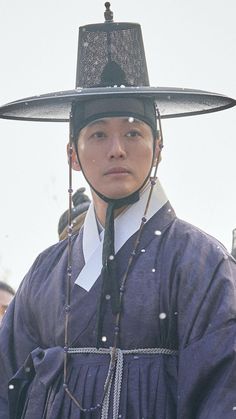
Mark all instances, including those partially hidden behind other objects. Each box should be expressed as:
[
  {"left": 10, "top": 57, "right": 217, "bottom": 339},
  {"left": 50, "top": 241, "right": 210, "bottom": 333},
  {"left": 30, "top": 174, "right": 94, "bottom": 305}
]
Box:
[{"left": 0, "top": 201, "right": 236, "bottom": 419}]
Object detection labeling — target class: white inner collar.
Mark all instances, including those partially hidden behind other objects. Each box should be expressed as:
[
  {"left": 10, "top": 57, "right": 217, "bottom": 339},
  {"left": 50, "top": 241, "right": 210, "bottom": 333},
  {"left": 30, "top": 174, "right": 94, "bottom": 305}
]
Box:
[{"left": 75, "top": 179, "right": 168, "bottom": 291}]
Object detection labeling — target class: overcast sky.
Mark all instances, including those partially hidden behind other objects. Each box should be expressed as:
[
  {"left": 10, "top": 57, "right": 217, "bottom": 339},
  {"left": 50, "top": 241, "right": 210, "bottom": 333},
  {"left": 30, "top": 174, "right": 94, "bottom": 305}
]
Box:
[{"left": 0, "top": 0, "right": 235, "bottom": 289}]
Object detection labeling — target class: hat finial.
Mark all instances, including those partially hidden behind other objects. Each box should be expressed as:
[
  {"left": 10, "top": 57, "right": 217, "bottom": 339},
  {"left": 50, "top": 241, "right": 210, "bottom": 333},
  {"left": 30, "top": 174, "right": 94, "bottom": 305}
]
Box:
[{"left": 104, "top": 2, "right": 113, "bottom": 22}]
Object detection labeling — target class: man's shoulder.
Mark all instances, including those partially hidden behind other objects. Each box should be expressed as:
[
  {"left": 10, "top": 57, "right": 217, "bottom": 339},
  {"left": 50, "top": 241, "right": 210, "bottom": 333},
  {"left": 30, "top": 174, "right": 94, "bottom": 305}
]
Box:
[
  {"left": 149, "top": 202, "right": 227, "bottom": 252},
  {"left": 173, "top": 217, "right": 224, "bottom": 245},
  {"left": 168, "top": 216, "right": 233, "bottom": 263},
  {"left": 27, "top": 232, "right": 81, "bottom": 279}
]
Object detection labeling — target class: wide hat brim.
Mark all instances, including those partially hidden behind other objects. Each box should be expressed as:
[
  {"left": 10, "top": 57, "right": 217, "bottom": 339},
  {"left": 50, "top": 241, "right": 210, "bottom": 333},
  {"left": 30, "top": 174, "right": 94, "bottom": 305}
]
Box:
[{"left": 0, "top": 86, "right": 235, "bottom": 122}]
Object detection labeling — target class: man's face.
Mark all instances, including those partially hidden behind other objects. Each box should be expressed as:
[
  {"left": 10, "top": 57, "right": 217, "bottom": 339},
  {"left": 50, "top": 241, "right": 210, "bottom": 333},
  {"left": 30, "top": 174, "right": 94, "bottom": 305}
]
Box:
[
  {"left": 74, "top": 117, "right": 156, "bottom": 199},
  {"left": 0, "top": 290, "right": 13, "bottom": 324}
]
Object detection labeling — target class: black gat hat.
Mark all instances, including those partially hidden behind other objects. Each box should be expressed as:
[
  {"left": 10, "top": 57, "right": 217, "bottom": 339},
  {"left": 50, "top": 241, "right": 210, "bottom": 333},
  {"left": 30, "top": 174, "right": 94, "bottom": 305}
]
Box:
[{"left": 0, "top": 2, "right": 235, "bottom": 122}]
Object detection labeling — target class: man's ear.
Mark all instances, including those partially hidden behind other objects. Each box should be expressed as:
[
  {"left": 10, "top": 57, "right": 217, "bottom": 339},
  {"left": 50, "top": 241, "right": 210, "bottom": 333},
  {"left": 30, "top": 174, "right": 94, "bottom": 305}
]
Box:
[
  {"left": 67, "top": 143, "right": 81, "bottom": 171},
  {"left": 154, "top": 137, "right": 162, "bottom": 165}
]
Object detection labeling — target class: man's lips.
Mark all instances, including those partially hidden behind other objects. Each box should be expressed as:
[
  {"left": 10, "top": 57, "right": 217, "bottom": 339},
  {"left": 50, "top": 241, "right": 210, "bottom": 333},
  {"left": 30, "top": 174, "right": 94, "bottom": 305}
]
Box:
[{"left": 104, "top": 167, "right": 131, "bottom": 175}]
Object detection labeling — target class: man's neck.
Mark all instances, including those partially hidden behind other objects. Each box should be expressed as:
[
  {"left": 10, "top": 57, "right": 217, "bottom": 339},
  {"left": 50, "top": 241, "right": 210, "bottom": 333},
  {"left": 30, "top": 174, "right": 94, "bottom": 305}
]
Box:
[{"left": 91, "top": 190, "right": 128, "bottom": 227}]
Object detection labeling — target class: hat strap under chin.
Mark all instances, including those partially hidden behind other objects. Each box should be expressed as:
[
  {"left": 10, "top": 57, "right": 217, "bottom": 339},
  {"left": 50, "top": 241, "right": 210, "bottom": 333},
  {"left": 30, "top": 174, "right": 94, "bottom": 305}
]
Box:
[{"left": 63, "top": 108, "right": 164, "bottom": 411}]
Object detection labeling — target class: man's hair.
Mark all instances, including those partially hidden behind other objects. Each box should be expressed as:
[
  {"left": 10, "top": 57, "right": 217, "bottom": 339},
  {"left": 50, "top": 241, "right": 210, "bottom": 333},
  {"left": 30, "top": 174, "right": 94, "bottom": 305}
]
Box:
[{"left": 0, "top": 281, "right": 15, "bottom": 296}]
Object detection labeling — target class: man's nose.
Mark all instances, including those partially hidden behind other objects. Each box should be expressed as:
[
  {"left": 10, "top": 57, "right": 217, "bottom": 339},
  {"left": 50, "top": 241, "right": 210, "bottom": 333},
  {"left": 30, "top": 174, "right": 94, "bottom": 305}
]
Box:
[{"left": 107, "top": 135, "right": 126, "bottom": 159}]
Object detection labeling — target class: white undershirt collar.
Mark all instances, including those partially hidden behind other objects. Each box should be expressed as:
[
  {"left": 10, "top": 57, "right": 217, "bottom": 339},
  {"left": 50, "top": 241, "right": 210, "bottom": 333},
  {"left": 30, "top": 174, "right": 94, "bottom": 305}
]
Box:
[{"left": 75, "top": 179, "right": 168, "bottom": 291}]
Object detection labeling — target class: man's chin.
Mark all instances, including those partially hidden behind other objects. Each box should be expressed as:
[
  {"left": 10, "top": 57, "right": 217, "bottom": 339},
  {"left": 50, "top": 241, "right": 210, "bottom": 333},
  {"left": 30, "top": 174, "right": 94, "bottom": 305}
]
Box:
[
  {"left": 91, "top": 180, "right": 144, "bottom": 201},
  {"left": 103, "top": 186, "right": 138, "bottom": 200}
]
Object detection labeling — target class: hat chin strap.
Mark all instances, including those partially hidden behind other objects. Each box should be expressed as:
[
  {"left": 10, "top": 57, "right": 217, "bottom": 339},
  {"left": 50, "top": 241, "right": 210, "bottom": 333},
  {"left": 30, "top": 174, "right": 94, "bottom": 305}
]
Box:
[
  {"left": 75, "top": 153, "right": 154, "bottom": 206},
  {"left": 72, "top": 129, "right": 157, "bottom": 207},
  {"left": 68, "top": 109, "right": 163, "bottom": 346},
  {"left": 64, "top": 109, "right": 164, "bottom": 403}
]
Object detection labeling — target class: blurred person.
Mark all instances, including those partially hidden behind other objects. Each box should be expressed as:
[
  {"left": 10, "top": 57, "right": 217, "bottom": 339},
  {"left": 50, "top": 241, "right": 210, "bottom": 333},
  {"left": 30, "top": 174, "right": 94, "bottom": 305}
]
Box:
[
  {"left": 58, "top": 187, "right": 91, "bottom": 240},
  {"left": 0, "top": 281, "right": 15, "bottom": 325}
]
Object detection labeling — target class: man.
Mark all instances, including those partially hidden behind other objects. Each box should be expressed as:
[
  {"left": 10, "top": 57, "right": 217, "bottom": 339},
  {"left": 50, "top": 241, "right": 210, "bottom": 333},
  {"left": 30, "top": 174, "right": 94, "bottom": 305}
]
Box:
[
  {"left": 0, "top": 4, "right": 236, "bottom": 419},
  {"left": 0, "top": 281, "right": 15, "bottom": 325}
]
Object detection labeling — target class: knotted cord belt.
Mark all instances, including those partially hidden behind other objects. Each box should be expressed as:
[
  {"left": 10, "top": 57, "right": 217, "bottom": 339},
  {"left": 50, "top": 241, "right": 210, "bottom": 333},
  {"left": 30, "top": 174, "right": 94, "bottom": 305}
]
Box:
[{"left": 67, "top": 346, "right": 178, "bottom": 419}]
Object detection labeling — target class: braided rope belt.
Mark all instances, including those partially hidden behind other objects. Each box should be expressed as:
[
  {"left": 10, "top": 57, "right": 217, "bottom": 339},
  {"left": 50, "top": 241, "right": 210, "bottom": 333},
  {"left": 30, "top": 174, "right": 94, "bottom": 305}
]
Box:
[{"left": 67, "top": 347, "right": 178, "bottom": 419}]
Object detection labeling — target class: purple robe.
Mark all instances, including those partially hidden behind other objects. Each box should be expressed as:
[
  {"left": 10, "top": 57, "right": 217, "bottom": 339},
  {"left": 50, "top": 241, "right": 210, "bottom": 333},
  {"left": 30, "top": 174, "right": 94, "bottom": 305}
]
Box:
[{"left": 0, "top": 202, "right": 236, "bottom": 418}]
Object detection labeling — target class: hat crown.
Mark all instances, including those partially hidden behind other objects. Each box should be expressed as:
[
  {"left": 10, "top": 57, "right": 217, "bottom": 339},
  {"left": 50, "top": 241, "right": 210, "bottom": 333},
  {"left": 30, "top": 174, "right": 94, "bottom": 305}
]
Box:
[{"left": 76, "top": 18, "right": 150, "bottom": 88}]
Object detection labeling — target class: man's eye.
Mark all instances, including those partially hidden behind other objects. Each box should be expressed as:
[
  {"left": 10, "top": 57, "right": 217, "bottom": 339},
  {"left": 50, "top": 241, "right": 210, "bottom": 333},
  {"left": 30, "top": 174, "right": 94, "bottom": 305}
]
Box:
[
  {"left": 126, "top": 130, "right": 141, "bottom": 138},
  {"left": 90, "top": 131, "right": 106, "bottom": 139}
]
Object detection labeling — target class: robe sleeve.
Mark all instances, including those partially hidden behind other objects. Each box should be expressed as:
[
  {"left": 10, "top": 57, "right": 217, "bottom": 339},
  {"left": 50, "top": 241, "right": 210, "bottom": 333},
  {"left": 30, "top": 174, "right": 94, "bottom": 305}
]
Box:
[
  {"left": 177, "top": 254, "right": 236, "bottom": 418},
  {"left": 0, "top": 254, "right": 44, "bottom": 418}
]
